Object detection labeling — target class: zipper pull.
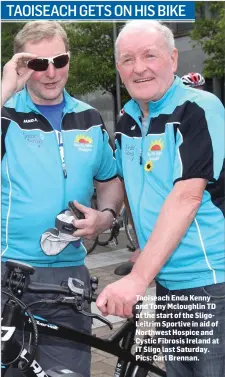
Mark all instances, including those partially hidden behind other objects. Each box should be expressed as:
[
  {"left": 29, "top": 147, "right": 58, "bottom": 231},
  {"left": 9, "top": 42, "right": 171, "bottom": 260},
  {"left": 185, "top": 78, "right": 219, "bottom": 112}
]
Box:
[
  {"left": 139, "top": 149, "right": 143, "bottom": 165},
  {"left": 62, "top": 164, "right": 67, "bottom": 178}
]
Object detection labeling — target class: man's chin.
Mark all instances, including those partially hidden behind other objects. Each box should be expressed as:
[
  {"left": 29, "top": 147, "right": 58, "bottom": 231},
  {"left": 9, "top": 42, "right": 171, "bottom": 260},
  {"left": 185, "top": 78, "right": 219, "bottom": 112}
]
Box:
[
  {"left": 40, "top": 91, "right": 63, "bottom": 103},
  {"left": 134, "top": 94, "right": 156, "bottom": 104},
  {"left": 131, "top": 89, "right": 157, "bottom": 102}
]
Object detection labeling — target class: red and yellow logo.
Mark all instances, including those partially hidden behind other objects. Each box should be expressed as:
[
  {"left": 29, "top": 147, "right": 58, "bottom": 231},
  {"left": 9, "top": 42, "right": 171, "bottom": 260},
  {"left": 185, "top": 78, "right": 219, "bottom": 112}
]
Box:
[
  {"left": 149, "top": 140, "right": 164, "bottom": 151},
  {"left": 144, "top": 160, "right": 154, "bottom": 172},
  {"left": 75, "top": 135, "right": 93, "bottom": 144}
]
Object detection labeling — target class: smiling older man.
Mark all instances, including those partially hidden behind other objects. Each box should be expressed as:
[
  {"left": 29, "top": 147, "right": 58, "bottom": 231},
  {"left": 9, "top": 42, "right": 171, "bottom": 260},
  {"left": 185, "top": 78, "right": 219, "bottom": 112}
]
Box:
[{"left": 97, "top": 21, "right": 225, "bottom": 377}]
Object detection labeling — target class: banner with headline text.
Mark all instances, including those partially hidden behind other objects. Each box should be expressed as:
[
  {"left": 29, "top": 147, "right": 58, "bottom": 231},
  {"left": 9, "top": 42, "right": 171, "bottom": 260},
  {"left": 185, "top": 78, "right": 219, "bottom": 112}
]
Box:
[{"left": 1, "top": 1, "right": 195, "bottom": 21}]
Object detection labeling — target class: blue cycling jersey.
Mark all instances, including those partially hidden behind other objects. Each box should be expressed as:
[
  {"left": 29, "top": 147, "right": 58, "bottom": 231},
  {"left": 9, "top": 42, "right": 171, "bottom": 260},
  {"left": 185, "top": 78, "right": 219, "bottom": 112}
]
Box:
[
  {"left": 115, "top": 76, "right": 225, "bottom": 290},
  {"left": 2, "top": 88, "right": 117, "bottom": 267}
]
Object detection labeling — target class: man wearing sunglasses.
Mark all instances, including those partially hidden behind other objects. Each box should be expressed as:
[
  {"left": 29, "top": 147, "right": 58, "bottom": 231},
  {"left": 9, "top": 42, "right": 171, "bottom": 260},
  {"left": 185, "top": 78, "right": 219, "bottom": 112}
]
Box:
[{"left": 2, "top": 21, "right": 123, "bottom": 377}]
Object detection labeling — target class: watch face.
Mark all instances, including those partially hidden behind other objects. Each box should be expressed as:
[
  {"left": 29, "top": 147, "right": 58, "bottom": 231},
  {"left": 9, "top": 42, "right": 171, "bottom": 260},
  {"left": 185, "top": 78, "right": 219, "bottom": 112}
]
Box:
[{"left": 112, "top": 221, "right": 120, "bottom": 237}]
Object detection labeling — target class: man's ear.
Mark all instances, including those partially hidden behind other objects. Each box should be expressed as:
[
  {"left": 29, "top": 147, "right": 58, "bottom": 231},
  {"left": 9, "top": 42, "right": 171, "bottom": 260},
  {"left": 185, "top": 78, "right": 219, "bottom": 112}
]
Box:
[
  {"left": 171, "top": 48, "right": 178, "bottom": 73},
  {"left": 116, "top": 63, "right": 121, "bottom": 81}
]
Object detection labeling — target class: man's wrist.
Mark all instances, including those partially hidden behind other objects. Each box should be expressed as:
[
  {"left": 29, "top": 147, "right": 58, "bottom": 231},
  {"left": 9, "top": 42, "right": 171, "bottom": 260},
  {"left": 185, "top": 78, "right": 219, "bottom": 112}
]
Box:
[
  {"left": 2, "top": 86, "right": 14, "bottom": 106},
  {"left": 131, "top": 267, "right": 150, "bottom": 289},
  {"left": 101, "top": 208, "right": 117, "bottom": 219},
  {"left": 101, "top": 208, "right": 117, "bottom": 229},
  {"left": 100, "top": 210, "right": 115, "bottom": 230}
]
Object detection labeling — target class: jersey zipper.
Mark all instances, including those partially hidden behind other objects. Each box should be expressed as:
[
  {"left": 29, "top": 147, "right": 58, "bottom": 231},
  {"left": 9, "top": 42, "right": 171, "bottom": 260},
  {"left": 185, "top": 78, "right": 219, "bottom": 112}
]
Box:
[
  {"left": 55, "top": 130, "right": 67, "bottom": 178},
  {"left": 138, "top": 116, "right": 152, "bottom": 243},
  {"left": 139, "top": 149, "right": 143, "bottom": 165},
  {"left": 139, "top": 117, "right": 144, "bottom": 165},
  {"left": 139, "top": 117, "right": 152, "bottom": 165},
  {"left": 34, "top": 109, "right": 68, "bottom": 211},
  {"left": 33, "top": 111, "right": 68, "bottom": 179}
]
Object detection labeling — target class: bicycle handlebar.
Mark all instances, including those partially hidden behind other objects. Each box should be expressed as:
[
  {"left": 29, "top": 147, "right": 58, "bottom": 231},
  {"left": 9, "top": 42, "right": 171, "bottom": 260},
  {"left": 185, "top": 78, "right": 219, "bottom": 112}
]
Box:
[
  {"left": 2, "top": 259, "right": 109, "bottom": 335},
  {"left": 27, "top": 282, "right": 97, "bottom": 302},
  {"left": 2, "top": 260, "right": 167, "bottom": 376},
  {"left": 2, "top": 259, "right": 98, "bottom": 300},
  {"left": 27, "top": 282, "right": 73, "bottom": 294}
]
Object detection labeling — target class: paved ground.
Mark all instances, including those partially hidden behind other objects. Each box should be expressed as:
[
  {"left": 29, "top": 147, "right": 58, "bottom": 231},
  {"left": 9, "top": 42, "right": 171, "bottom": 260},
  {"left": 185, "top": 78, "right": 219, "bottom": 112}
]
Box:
[{"left": 84, "top": 230, "right": 165, "bottom": 377}]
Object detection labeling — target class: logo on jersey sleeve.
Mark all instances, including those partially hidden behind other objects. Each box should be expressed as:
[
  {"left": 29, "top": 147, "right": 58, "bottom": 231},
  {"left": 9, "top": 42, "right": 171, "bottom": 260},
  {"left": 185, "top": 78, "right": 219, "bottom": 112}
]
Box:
[{"left": 74, "top": 134, "right": 93, "bottom": 152}]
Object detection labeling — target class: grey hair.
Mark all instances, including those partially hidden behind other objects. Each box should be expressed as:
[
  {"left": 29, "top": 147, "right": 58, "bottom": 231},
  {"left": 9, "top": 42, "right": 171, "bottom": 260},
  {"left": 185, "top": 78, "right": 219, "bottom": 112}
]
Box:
[{"left": 115, "top": 20, "right": 175, "bottom": 62}]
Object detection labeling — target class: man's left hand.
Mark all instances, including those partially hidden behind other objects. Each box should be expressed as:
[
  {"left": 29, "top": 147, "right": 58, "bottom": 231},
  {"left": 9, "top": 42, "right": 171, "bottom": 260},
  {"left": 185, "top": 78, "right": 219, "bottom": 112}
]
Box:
[
  {"left": 72, "top": 201, "right": 113, "bottom": 239},
  {"left": 96, "top": 271, "right": 148, "bottom": 318}
]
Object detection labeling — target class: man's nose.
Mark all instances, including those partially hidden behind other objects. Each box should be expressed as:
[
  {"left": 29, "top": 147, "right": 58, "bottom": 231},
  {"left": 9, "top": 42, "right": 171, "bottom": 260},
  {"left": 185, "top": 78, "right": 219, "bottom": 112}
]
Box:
[
  {"left": 133, "top": 57, "right": 147, "bottom": 74},
  {"left": 45, "top": 63, "right": 56, "bottom": 78}
]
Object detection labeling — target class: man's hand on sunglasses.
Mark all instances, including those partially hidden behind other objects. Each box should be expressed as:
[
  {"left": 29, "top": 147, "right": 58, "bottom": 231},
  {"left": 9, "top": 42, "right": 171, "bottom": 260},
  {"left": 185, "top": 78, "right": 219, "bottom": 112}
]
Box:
[{"left": 2, "top": 52, "right": 37, "bottom": 106}]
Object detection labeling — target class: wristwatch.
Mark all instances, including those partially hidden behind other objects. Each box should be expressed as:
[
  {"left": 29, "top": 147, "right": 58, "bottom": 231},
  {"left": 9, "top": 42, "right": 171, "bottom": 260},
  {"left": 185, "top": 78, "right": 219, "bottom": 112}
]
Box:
[
  {"left": 101, "top": 208, "right": 117, "bottom": 219},
  {"left": 101, "top": 208, "right": 120, "bottom": 238}
]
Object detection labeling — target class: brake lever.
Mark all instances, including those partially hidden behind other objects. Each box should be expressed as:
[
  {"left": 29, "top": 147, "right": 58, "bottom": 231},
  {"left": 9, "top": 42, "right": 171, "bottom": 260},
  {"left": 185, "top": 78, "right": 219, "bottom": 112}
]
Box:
[
  {"left": 79, "top": 309, "right": 113, "bottom": 330},
  {"left": 56, "top": 297, "right": 113, "bottom": 329}
]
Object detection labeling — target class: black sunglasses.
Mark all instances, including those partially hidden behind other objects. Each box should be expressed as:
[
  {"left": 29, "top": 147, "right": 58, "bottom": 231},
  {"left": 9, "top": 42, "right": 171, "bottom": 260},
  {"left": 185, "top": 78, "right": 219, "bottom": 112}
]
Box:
[{"left": 26, "top": 53, "right": 69, "bottom": 72}]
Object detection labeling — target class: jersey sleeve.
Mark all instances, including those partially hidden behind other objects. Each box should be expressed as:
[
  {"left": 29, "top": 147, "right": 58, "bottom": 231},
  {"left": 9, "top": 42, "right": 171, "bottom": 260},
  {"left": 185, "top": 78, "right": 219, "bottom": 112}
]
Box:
[
  {"left": 115, "top": 133, "right": 123, "bottom": 179},
  {"left": 1, "top": 109, "right": 13, "bottom": 160},
  {"left": 173, "top": 97, "right": 225, "bottom": 184},
  {"left": 94, "top": 126, "right": 117, "bottom": 182}
]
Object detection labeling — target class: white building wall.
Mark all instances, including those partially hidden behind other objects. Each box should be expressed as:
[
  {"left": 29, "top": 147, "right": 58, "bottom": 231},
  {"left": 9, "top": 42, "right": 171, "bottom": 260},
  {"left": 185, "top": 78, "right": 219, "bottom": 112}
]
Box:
[{"left": 175, "top": 36, "right": 206, "bottom": 76}]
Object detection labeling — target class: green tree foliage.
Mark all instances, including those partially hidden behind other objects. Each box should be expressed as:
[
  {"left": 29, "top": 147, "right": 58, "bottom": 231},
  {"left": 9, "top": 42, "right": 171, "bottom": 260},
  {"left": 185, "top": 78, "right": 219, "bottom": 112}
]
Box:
[
  {"left": 65, "top": 22, "right": 129, "bottom": 116},
  {"left": 190, "top": 2, "right": 225, "bottom": 78},
  {"left": 65, "top": 22, "right": 116, "bottom": 94},
  {"left": 1, "top": 23, "right": 26, "bottom": 67}
]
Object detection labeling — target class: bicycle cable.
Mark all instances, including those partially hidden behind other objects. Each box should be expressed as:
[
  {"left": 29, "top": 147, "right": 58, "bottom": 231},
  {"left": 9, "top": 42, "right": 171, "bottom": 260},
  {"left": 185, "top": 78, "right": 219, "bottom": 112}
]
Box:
[
  {"left": 2, "top": 289, "right": 38, "bottom": 372},
  {"left": 1, "top": 292, "right": 26, "bottom": 367}
]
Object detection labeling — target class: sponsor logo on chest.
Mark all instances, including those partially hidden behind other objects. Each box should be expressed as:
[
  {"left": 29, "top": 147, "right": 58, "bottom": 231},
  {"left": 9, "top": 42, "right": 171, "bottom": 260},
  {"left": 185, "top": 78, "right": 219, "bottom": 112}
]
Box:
[
  {"left": 23, "top": 132, "right": 44, "bottom": 148},
  {"left": 74, "top": 134, "right": 93, "bottom": 152},
  {"left": 147, "top": 139, "right": 164, "bottom": 160},
  {"left": 23, "top": 118, "right": 38, "bottom": 123}
]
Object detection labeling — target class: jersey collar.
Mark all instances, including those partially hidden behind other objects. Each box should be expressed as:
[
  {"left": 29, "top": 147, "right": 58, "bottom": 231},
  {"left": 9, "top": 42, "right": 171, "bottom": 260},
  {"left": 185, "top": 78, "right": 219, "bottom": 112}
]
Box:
[{"left": 124, "top": 75, "right": 181, "bottom": 122}]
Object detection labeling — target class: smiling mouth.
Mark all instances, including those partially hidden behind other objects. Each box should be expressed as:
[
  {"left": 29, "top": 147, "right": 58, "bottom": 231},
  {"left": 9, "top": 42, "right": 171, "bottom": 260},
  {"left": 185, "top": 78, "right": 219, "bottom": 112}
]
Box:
[
  {"left": 44, "top": 82, "right": 58, "bottom": 87},
  {"left": 134, "top": 78, "right": 154, "bottom": 83}
]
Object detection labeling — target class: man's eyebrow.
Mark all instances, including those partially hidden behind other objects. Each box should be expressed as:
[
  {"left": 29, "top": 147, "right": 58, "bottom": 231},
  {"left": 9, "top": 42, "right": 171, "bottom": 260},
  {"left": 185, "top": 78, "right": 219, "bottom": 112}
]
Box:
[
  {"left": 142, "top": 47, "right": 157, "bottom": 54},
  {"left": 119, "top": 47, "right": 158, "bottom": 57},
  {"left": 119, "top": 52, "right": 133, "bottom": 58}
]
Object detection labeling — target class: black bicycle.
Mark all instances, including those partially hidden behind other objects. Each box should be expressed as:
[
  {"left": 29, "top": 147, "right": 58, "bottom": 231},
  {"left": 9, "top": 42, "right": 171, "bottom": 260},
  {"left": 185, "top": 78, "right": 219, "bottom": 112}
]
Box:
[{"left": 1, "top": 259, "right": 166, "bottom": 377}]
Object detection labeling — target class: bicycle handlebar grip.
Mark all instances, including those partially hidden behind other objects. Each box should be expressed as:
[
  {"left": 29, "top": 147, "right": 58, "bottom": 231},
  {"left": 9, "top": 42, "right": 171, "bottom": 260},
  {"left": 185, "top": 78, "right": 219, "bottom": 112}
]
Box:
[
  {"left": 132, "top": 300, "right": 143, "bottom": 318},
  {"left": 28, "top": 282, "right": 95, "bottom": 303},
  {"left": 91, "top": 293, "right": 98, "bottom": 302},
  {"left": 27, "top": 282, "right": 70, "bottom": 294}
]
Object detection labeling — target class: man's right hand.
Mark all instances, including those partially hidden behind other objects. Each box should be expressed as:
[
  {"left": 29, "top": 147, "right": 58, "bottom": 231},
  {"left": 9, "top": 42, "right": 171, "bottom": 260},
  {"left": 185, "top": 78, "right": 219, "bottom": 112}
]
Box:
[{"left": 2, "top": 53, "right": 37, "bottom": 106}]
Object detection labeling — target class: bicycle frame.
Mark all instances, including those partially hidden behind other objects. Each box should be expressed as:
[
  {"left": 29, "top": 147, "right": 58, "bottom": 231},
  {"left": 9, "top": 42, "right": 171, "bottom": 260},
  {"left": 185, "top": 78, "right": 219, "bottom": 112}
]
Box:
[{"left": 2, "top": 309, "right": 166, "bottom": 377}]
